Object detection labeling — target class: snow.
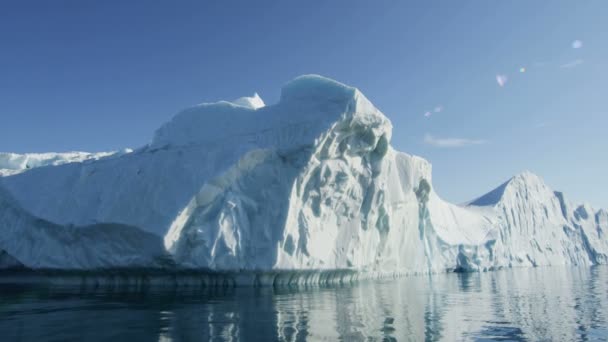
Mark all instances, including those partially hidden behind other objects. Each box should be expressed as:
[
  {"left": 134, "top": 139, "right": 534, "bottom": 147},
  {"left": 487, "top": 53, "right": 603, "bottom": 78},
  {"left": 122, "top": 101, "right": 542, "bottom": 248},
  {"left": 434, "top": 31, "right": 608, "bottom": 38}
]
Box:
[
  {"left": 0, "top": 74, "right": 607, "bottom": 278},
  {"left": 232, "top": 93, "right": 265, "bottom": 109}
]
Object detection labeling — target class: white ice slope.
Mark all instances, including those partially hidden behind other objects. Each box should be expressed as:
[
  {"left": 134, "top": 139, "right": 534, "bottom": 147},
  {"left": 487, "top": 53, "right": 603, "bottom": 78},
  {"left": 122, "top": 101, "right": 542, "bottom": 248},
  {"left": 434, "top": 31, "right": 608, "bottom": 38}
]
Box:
[{"left": 1, "top": 75, "right": 607, "bottom": 276}]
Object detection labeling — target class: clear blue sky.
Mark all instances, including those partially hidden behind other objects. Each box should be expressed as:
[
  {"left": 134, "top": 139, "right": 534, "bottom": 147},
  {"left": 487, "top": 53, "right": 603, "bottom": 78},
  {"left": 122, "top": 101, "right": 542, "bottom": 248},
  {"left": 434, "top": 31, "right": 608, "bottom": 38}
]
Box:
[{"left": 1, "top": 1, "right": 607, "bottom": 207}]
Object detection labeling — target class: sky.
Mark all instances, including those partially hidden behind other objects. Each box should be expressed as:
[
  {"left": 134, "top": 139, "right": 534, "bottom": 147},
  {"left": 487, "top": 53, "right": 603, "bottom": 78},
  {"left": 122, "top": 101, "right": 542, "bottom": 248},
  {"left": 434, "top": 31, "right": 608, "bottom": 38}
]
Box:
[{"left": 1, "top": 1, "right": 607, "bottom": 207}]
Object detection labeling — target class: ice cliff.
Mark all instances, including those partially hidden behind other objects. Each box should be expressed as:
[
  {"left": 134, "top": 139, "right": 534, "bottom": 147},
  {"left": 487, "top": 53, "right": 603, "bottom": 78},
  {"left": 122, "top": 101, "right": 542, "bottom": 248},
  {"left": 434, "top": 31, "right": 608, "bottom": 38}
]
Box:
[{"left": 1, "top": 75, "right": 607, "bottom": 279}]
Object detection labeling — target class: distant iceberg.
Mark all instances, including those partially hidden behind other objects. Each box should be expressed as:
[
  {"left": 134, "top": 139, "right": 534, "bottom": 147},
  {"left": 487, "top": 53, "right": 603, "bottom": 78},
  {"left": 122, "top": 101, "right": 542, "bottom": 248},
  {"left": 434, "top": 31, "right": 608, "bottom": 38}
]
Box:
[
  {"left": 0, "top": 150, "right": 131, "bottom": 176},
  {"left": 1, "top": 75, "right": 607, "bottom": 283}
]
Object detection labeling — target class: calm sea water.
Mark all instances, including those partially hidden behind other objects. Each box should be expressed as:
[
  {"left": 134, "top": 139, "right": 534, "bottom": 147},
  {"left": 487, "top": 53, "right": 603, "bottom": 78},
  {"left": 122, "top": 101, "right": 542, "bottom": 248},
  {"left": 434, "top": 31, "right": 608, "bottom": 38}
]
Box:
[{"left": 1, "top": 266, "right": 608, "bottom": 341}]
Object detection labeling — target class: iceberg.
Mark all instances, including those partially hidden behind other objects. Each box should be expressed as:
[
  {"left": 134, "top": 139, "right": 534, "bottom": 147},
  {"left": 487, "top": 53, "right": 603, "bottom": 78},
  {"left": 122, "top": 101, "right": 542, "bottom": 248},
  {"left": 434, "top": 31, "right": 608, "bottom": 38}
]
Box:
[{"left": 0, "top": 75, "right": 606, "bottom": 282}]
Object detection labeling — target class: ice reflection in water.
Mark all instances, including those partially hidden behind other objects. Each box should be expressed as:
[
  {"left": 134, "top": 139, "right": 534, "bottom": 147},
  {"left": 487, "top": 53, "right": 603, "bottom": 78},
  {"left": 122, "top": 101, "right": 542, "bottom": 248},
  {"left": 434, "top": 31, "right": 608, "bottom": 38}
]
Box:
[{"left": 1, "top": 266, "right": 608, "bottom": 341}]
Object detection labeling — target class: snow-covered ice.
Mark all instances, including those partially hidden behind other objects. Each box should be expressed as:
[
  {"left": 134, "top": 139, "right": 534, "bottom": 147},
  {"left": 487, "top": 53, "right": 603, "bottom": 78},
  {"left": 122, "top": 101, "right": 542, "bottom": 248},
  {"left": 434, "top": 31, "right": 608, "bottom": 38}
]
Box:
[
  {"left": 231, "top": 93, "right": 265, "bottom": 109},
  {"left": 1, "top": 75, "right": 607, "bottom": 280}
]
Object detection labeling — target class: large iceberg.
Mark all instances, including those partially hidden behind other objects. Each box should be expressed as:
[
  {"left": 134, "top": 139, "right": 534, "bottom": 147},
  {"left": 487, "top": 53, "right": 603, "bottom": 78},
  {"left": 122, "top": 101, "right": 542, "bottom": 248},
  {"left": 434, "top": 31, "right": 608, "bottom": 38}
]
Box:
[{"left": 1, "top": 75, "right": 607, "bottom": 280}]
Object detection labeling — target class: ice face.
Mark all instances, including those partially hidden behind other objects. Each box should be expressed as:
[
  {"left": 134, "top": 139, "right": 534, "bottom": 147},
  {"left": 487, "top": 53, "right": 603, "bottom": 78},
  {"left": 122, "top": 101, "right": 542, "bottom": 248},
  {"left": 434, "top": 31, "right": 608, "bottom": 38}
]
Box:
[
  {"left": 1, "top": 75, "right": 607, "bottom": 276},
  {"left": 0, "top": 184, "right": 167, "bottom": 269}
]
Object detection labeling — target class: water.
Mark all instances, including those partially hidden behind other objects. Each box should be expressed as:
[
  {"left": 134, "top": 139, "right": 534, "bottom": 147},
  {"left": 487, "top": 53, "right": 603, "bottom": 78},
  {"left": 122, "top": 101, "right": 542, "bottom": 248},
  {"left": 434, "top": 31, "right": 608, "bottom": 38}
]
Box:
[{"left": 1, "top": 266, "right": 608, "bottom": 341}]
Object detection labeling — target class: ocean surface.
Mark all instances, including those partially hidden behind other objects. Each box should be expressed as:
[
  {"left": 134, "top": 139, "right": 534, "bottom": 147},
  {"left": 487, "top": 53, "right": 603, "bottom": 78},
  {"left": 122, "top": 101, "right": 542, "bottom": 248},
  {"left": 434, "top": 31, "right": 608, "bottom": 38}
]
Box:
[{"left": 1, "top": 266, "right": 608, "bottom": 341}]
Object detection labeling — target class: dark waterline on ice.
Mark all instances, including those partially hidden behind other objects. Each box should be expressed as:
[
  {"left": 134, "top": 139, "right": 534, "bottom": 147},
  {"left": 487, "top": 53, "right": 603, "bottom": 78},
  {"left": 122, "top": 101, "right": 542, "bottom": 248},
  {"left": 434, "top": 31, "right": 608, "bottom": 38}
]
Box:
[{"left": 2, "top": 266, "right": 608, "bottom": 341}]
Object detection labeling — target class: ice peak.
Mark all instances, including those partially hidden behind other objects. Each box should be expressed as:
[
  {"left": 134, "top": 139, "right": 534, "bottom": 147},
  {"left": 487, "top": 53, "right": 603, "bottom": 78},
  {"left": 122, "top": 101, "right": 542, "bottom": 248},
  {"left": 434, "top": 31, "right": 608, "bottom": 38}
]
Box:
[
  {"left": 511, "top": 170, "right": 544, "bottom": 184},
  {"left": 496, "top": 171, "right": 550, "bottom": 197},
  {"left": 469, "top": 171, "right": 549, "bottom": 207}
]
